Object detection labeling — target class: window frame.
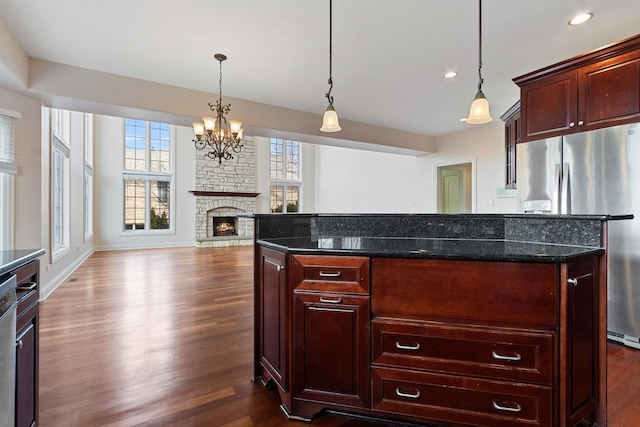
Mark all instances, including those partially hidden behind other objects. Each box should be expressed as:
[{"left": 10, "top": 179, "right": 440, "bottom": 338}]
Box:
[
  {"left": 269, "top": 138, "right": 302, "bottom": 213},
  {"left": 84, "top": 113, "right": 94, "bottom": 241},
  {"left": 51, "top": 133, "right": 71, "bottom": 261},
  {"left": 0, "top": 110, "right": 20, "bottom": 251},
  {"left": 121, "top": 118, "right": 175, "bottom": 235}
]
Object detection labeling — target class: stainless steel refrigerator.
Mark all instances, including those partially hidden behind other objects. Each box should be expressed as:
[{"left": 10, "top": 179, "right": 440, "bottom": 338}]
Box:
[{"left": 516, "top": 122, "right": 640, "bottom": 349}]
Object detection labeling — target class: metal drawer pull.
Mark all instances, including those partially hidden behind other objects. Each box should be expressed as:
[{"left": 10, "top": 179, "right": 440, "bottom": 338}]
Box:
[
  {"left": 17, "top": 282, "right": 37, "bottom": 292},
  {"left": 319, "top": 271, "right": 342, "bottom": 278},
  {"left": 492, "top": 401, "right": 522, "bottom": 413},
  {"left": 319, "top": 296, "right": 342, "bottom": 304},
  {"left": 396, "top": 342, "right": 421, "bottom": 351},
  {"left": 492, "top": 351, "right": 522, "bottom": 361},
  {"left": 396, "top": 388, "right": 420, "bottom": 399},
  {"left": 17, "top": 339, "right": 23, "bottom": 349}
]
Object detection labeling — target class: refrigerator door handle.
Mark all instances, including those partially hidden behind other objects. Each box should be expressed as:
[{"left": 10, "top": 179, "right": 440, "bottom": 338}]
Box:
[
  {"left": 552, "top": 163, "right": 561, "bottom": 214},
  {"left": 561, "top": 163, "right": 570, "bottom": 214}
]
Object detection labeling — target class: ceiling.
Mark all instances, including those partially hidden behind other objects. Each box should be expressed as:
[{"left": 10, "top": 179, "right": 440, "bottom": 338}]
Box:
[{"left": 1, "top": 0, "right": 640, "bottom": 140}]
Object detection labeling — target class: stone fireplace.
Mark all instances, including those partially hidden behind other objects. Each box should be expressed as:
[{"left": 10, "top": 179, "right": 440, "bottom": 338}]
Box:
[{"left": 192, "top": 137, "right": 258, "bottom": 248}]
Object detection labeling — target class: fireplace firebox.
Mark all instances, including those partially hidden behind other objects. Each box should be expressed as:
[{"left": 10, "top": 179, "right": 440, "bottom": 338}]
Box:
[{"left": 213, "top": 217, "right": 238, "bottom": 236}]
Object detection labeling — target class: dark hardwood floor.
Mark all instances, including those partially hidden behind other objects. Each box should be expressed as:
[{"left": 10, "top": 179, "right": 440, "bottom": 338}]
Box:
[{"left": 38, "top": 247, "right": 640, "bottom": 426}]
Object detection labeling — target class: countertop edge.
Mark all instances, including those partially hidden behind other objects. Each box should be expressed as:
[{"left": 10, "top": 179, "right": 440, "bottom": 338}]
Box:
[
  {"left": 0, "top": 249, "right": 45, "bottom": 276},
  {"left": 256, "top": 239, "right": 604, "bottom": 264}
]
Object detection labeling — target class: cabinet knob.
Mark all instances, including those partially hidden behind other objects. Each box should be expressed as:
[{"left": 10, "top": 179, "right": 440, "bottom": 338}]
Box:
[
  {"left": 276, "top": 265, "right": 284, "bottom": 272},
  {"left": 578, "top": 120, "right": 584, "bottom": 126},
  {"left": 567, "top": 278, "right": 578, "bottom": 286},
  {"left": 569, "top": 122, "right": 575, "bottom": 127},
  {"left": 16, "top": 339, "right": 23, "bottom": 349}
]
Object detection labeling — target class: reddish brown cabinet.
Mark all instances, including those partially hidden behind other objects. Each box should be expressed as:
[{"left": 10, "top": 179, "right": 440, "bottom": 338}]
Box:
[
  {"left": 254, "top": 246, "right": 604, "bottom": 426},
  {"left": 12, "top": 259, "right": 40, "bottom": 427},
  {"left": 256, "top": 246, "right": 288, "bottom": 391},
  {"left": 501, "top": 101, "right": 521, "bottom": 189},
  {"left": 290, "top": 255, "right": 370, "bottom": 418},
  {"left": 515, "top": 34, "right": 640, "bottom": 142}
]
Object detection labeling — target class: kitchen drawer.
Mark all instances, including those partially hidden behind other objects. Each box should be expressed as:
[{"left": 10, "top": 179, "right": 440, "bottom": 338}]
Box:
[
  {"left": 372, "top": 366, "right": 552, "bottom": 427},
  {"left": 372, "top": 320, "right": 553, "bottom": 385},
  {"left": 372, "top": 258, "right": 557, "bottom": 328},
  {"left": 292, "top": 255, "right": 369, "bottom": 294},
  {"left": 17, "top": 288, "right": 38, "bottom": 321}
]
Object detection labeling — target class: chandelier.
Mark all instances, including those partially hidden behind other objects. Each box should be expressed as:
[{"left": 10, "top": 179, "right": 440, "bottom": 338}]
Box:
[{"left": 192, "top": 54, "right": 244, "bottom": 164}]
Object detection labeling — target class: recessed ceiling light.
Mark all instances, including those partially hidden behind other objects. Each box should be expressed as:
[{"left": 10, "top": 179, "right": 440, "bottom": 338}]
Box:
[
  {"left": 444, "top": 71, "right": 458, "bottom": 79},
  {"left": 569, "top": 13, "right": 593, "bottom": 26}
]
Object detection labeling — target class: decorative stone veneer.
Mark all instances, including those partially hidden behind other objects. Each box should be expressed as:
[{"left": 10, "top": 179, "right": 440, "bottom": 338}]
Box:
[{"left": 193, "top": 137, "right": 257, "bottom": 247}]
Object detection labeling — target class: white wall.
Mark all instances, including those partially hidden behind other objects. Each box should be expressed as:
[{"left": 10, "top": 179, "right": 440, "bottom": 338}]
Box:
[
  {"left": 313, "top": 122, "right": 518, "bottom": 214},
  {"left": 93, "top": 115, "right": 195, "bottom": 250}
]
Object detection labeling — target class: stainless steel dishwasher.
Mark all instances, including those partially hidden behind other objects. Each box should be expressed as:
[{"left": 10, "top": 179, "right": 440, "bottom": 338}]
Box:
[{"left": 0, "top": 273, "right": 17, "bottom": 427}]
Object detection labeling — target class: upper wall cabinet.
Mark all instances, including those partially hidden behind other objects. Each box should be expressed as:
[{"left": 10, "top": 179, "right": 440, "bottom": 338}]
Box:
[{"left": 514, "top": 34, "right": 640, "bottom": 142}]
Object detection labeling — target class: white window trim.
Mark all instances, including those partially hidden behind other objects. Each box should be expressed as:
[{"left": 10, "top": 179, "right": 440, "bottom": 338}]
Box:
[
  {"left": 0, "top": 112, "right": 18, "bottom": 251},
  {"left": 51, "top": 134, "right": 71, "bottom": 262},
  {"left": 84, "top": 164, "right": 94, "bottom": 242},
  {"left": 120, "top": 119, "right": 176, "bottom": 235}
]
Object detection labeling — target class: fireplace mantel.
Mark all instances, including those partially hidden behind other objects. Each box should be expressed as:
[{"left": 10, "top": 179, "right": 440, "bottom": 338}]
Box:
[{"left": 189, "top": 191, "right": 260, "bottom": 198}]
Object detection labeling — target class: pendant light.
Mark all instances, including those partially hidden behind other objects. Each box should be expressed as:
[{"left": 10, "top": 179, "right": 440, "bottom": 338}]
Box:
[
  {"left": 320, "top": 0, "right": 341, "bottom": 132},
  {"left": 466, "top": 0, "right": 492, "bottom": 124}
]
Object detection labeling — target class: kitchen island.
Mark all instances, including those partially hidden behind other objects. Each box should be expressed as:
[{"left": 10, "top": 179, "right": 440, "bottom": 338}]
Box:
[{"left": 249, "top": 214, "right": 629, "bottom": 427}]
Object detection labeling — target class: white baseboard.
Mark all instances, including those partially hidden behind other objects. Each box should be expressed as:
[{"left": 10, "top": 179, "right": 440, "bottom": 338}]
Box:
[
  {"left": 39, "top": 248, "right": 94, "bottom": 301},
  {"left": 93, "top": 241, "right": 196, "bottom": 252}
]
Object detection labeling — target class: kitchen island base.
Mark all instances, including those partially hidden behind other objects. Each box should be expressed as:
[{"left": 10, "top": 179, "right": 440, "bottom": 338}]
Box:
[{"left": 249, "top": 214, "right": 623, "bottom": 426}]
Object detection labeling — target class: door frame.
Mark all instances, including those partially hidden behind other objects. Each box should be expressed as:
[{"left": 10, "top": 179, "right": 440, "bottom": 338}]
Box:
[{"left": 433, "top": 159, "right": 477, "bottom": 213}]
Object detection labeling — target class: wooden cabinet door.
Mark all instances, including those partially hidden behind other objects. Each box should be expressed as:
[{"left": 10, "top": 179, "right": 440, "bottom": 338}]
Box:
[
  {"left": 293, "top": 292, "right": 370, "bottom": 409},
  {"left": 258, "top": 247, "right": 289, "bottom": 390},
  {"left": 520, "top": 70, "right": 578, "bottom": 141},
  {"left": 16, "top": 305, "right": 38, "bottom": 427},
  {"left": 562, "top": 256, "right": 599, "bottom": 426},
  {"left": 578, "top": 49, "right": 640, "bottom": 131}
]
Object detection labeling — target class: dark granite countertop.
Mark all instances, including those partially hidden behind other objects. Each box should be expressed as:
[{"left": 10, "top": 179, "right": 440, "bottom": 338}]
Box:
[
  {"left": 0, "top": 249, "right": 45, "bottom": 276},
  {"left": 257, "top": 236, "right": 604, "bottom": 263}
]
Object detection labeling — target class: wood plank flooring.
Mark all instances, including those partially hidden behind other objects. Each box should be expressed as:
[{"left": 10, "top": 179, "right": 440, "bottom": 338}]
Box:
[{"left": 38, "top": 247, "right": 640, "bottom": 426}]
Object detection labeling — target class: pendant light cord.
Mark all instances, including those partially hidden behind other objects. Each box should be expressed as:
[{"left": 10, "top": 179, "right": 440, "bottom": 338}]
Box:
[
  {"left": 477, "top": 0, "right": 483, "bottom": 92},
  {"left": 326, "top": 0, "right": 334, "bottom": 106}
]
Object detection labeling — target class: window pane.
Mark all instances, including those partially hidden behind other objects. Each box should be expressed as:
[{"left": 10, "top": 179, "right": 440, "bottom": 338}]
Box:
[
  {"left": 286, "top": 186, "right": 299, "bottom": 213},
  {"left": 285, "top": 141, "right": 299, "bottom": 180},
  {"left": 150, "top": 180, "right": 170, "bottom": 229},
  {"left": 53, "top": 150, "right": 64, "bottom": 249},
  {"left": 150, "top": 122, "right": 171, "bottom": 172},
  {"left": 270, "top": 139, "right": 283, "bottom": 179},
  {"left": 125, "top": 118, "right": 146, "bottom": 171},
  {"left": 270, "top": 185, "right": 284, "bottom": 213},
  {"left": 84, "top": 167, "right": 93, "bottom": 238},
  {"left": 124, "top": 180, "right": 146, "bottom": 230}
]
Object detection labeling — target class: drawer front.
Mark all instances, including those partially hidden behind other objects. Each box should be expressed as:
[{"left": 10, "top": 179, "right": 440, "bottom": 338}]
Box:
[
  {"left": 292, "top": 255, "right": 369, "bottom": 294},
  {"left": 372, "top": 258, "right": 557, "bottom": 328},
  {"left": 372, "top": 367, "right": 552, "bottom": 427},
  {"left": 372, "top": 320, "right": 553, "bottom": 385}
]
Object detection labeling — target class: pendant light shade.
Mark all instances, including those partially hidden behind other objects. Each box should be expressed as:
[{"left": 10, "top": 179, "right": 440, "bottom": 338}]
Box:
[
  {"left": 321, "top": 105, "right": 341, "bottom": 132},
  {"left": 466, "top": 0, "right": 492, "bottom": 124},
  {"left": 320, "top": 0, "right": 341, "bottom": 132},
  {"left": 466, "top": 90, "right": 492, "bottom": 124}
]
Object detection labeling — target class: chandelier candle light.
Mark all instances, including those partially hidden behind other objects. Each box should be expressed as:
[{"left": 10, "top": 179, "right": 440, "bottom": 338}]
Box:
[
  {"left": 320, "top": 0, "right": 341, "bottom": 132},
  {"left": 466, "top": 0, "right": 492, "bottom": 124},
  {"left": 192, "top": 54, "right": 244, "bottom": 164}
]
